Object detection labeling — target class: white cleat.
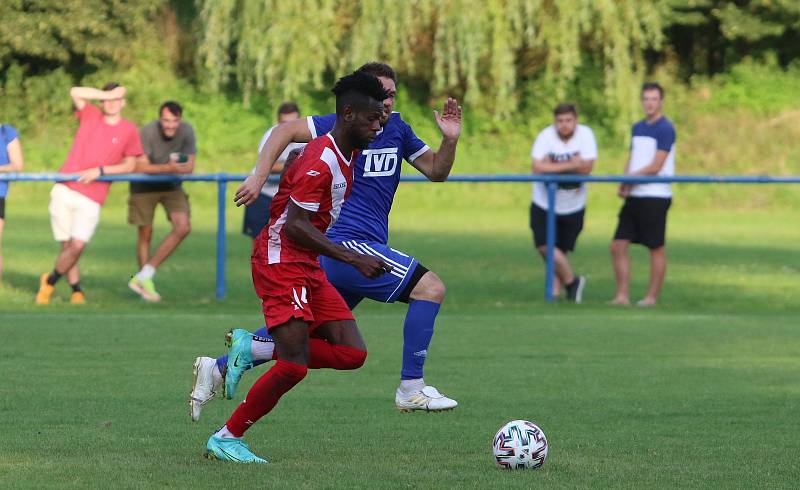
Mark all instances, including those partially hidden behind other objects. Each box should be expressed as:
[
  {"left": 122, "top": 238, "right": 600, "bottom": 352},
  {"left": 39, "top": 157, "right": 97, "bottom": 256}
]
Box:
[
  {"left": 189, "top": 357, "right": 222, "bottom": 422},
  {"left": 395, "top": 385, "right": 458, "bottom": 412}
]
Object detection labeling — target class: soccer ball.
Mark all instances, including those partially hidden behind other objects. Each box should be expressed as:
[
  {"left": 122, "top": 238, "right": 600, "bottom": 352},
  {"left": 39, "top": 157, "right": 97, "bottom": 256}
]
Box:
[{"left": 492, "top": 420, "right": 548, "bottom": 469}]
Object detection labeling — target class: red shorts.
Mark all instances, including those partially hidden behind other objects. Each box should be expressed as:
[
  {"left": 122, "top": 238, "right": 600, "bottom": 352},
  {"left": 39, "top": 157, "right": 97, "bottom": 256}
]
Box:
[{"left": 252, "top": 261, "right": 354, "bottom": 331}]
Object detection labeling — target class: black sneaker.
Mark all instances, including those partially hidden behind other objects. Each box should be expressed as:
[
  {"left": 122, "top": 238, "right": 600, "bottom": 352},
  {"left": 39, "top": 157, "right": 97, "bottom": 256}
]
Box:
[{"left": 566, "top": 276, "right": 586, "bottom": 303}]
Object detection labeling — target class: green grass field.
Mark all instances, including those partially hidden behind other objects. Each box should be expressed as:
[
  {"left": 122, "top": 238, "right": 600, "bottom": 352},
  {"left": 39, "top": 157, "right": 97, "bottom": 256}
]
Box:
[{"left": 1, "top": 181, "right": 799, "bottom": 488}]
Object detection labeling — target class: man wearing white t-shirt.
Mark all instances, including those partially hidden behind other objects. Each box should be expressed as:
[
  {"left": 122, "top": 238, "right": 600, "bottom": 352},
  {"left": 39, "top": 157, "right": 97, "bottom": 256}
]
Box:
[
  {"left": 530, "top": 103, "right": 597, "bottom": 302},
  {"left": 610, "top": 82, "right": 676, "bottom": 306},
  {"left": 242, "top": 102, "right": 305, "bottom": 239}
]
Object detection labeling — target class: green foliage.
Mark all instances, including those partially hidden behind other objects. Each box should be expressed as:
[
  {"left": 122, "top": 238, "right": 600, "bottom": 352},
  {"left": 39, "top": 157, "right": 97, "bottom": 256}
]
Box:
[
  {"left": 702, "top": 58, "right": 800, "bottom": 114},
  {"left": 663, "top": 0, "right": 800, "bottom": 75},
  {"left": 194, "top": 0, "right": 663, "bottom": 131},
  {"left": 0, "top": 0, "right": 162, "bottom": 73}
]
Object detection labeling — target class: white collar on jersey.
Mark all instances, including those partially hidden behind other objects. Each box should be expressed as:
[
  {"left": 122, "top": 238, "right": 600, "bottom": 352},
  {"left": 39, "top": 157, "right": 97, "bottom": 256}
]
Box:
[{"left": 325, "top": 133, "right": 353, "bottom": 166}]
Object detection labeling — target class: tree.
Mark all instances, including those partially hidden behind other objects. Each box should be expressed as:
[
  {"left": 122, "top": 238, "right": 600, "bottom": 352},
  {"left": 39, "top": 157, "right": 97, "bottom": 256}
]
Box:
[{"left": 195, "top": 0, "right": 663, "bottom": 130}]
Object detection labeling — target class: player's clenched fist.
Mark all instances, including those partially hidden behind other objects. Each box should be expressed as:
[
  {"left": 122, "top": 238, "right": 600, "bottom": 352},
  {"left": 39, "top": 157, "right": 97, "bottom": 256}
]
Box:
[{"left": 347, "top": 253, "right": 392, "bottom": 279}]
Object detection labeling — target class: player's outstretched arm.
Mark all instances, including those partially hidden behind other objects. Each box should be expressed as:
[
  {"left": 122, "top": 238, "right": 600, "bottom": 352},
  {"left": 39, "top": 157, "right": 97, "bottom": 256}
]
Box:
[
  {"left": 234, "top": 119, "right": 313, "bottom": 207},
  {"left": 283, "top": 201, "right": 391, "bottom": 279},
  {"left": 409, "top": 97, "right": 462, "bottom": 182}
]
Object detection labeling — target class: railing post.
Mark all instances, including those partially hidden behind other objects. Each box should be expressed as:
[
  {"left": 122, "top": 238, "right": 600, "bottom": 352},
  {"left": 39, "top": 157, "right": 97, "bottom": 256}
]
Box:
[
  {"left": 544, "top": 181, "right": 557, "bottom": 302},
  {"left": 216, "top": 178, "right": 227, "bottom": 300}
]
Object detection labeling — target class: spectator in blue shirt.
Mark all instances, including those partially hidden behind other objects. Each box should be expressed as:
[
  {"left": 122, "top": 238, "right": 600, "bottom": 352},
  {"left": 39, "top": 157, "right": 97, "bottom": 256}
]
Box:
[
  {"left": 610, "top": 82, "right": 676, "bottom": 306},
  {"left": 0, "top": 124, "right": 25, "bottom": 282}
]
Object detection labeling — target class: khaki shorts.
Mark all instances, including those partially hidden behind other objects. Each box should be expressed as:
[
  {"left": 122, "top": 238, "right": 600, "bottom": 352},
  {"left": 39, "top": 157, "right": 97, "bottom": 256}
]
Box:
[
  {"left": 49, "top": 183, "right": 102, "bottom": 242},
  {"left": 128, "top": 189, "right": 190, "bottom": 226}
]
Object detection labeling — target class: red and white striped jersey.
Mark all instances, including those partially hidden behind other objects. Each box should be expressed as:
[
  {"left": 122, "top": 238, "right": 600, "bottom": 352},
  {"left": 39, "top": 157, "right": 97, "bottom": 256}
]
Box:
[{"left": 254, "top": 133, "right": 356, "bottom": 265}]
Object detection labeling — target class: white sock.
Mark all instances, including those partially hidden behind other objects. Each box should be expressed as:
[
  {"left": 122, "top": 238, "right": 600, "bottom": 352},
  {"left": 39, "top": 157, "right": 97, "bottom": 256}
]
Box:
[
  {"left": 400, "top": 378, "right": 425, "bottom": 394},
  {"left": 251, "top": 337, "right": 275, "bottom": 361},
  {"left": 214, "top": 425, "right": 237, "bottom": 439},
  {"left": 212, "top": 365, "right": 223, "bottom": 386},
  {"left": 136, "top": 264, "right": 156, "bottom": 281}
]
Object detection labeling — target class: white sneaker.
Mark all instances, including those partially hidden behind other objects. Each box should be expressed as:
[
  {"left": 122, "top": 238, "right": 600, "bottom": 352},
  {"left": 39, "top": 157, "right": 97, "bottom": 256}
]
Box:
[
  {"left": 189, "top": 357, "right": 221, "bottom": 421},
  {"left": 395, "top": 385, "right": 458, "bottom": 412}
]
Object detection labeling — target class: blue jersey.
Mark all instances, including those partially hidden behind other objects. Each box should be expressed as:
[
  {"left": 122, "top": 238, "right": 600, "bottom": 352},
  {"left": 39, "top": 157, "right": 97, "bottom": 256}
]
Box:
[
  {"left": 0, "top": 124, "right": 19, "bottom": 198},
  {"left": 308, "top": 112, "right": 429, "bottom": 244}
]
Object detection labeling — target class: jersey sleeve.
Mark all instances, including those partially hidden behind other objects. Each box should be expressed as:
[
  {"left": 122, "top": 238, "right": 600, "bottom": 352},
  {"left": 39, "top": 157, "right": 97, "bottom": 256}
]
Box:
[
  {"left": 307, "top": 114, "right": 336, "bottom": 139},
  {"left": 579, "top": 127, "right": 598, "bottom": 160},
  {"left": 181, "top": 123, "right": 197, "bottom": 155},
  {"left": 2, "top": 125, "right": 18, "bottom": 145},
  {"left": 531, "top": 129, "right": 549, "bottom": 159},
  {"left": 257, "top": 126, "right": 274, "bottom": 154},
  {"left": 655, "top": 123, "right": 676, "bottom": 152},
  {"left": 124, "top": 126, "right": 144, "bottom": 157},
  {"left": 401, "top": 120, "right": 429, "bottom": 163},
  {"left": 289, "top": 159, "right": 332, "bottom": 212},
  {"left": 76, "top": 103, "right": 101, "bottom": 122}
]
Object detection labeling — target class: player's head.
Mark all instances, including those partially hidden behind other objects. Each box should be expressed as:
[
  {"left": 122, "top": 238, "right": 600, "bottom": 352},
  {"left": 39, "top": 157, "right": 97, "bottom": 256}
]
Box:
[
  {"left": 276, "top": 101, "right": 301, "bottom": 124},
  {"left": 641, "top": 82, "right": 664, "bottom": 118},
  {"left": 553, "top": 103, "right": 578, "bottom": 140},
  {"left": 100, "top": 82, "right": 125, "bottom": 116},
  {"left": 358, "top": 62, "right": 396, "bottom": 126},
  {"left": 332, "top": 70, "right": 388, "bottom": 149},
  {"left": 158, "top": 101, "right": 183, "bottom": 139}
]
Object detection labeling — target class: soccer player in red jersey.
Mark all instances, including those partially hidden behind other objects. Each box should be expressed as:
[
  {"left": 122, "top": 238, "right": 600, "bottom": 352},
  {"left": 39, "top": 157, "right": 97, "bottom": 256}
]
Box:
[{"left": 205, "top": 71, "right": 391, "bottom": 463}]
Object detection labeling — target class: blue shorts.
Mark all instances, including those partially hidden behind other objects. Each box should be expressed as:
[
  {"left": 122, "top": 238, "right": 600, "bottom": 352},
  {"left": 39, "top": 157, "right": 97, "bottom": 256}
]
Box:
[
  {"left": 320, "top": 240, "right": 420, "bottom": 308},
  {"left": 242, "top": 194, "right": 272, "bottom": 239}
]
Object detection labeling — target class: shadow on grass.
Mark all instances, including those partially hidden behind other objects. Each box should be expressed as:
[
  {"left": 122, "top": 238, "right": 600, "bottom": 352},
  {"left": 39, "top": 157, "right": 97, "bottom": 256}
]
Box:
[{"left": 1, "top": 211, "right": 798, "bottom": 314}]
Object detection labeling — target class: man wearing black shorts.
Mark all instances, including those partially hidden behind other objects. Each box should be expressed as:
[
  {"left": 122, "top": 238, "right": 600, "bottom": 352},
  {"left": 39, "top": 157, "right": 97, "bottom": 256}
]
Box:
[
  {"left": 610, "top": 83, "right": 676, "bottom": 306},
  {"left": 530, "top": 103, "right": 597, "bottom": 302}
]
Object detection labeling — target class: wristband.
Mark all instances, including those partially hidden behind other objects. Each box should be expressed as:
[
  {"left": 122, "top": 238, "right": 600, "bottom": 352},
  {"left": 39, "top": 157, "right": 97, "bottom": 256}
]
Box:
[{"left": 99, "top": 166, "right": 105, "bottom": 176}]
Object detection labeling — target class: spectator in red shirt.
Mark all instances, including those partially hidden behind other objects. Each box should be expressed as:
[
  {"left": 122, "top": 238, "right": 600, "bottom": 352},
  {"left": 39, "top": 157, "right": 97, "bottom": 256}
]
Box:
[{"left": 35, "top": 82, "right": 143, "bottom": 305}]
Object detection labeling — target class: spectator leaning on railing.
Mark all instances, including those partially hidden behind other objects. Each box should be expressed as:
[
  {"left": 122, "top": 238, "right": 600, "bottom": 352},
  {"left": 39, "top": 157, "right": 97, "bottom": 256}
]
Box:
[
  {"left": 530, "top": 103, "right": 596, "bottom": 302},
  {"left": 127, "top": 101, "right": 196, "bottom": 302},
  {"left": 35, "top": 83, "right": 143, "bottom": 305},
  {"left": 610, "top": 82, "right": 676, "bottom": 307},
  {"left": 242, "top": 101, "right": 305, "bottom": 240},
  {"left": 0, "top": 123, "right": 25, "bottom": 282}
]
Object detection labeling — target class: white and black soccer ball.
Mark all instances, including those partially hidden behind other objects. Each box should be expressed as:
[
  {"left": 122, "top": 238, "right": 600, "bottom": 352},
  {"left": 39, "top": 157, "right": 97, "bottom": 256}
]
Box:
[{"left": 492, "top": 420, "right": 548, "bottom": 469}]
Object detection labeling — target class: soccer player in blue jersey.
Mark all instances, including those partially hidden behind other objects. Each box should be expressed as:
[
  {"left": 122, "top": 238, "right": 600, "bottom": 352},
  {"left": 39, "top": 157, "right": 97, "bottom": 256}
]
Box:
[{"left": 189, "top": 63, "right": 461, "bottom": 419}]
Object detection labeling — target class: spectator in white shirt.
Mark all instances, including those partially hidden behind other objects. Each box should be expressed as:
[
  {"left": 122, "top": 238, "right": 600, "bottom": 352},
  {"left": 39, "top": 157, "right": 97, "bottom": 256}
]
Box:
[
  {"left": 242, "top": 102, "right": 305, "bottom": 239},
  {"left": 530, "top": 103, "right": 597, "bottom": 302}
]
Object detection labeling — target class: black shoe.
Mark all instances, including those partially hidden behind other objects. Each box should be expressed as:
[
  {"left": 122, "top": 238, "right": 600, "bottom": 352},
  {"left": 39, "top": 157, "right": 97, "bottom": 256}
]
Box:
[{"left": 566, "top": 276, "right": 586, "bottom": 303}]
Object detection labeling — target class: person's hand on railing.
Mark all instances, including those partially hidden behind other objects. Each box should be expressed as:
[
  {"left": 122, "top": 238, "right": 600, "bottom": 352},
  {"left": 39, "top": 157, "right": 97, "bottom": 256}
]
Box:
[
  {"left": 617, "top": 183, "right": 631, "bottom": 198},
  {"left": 233, "top": 174, "right": 264, "bottom": 207},
  {"left": 76, "top": 167, "right": 102, "bottom": 184}
]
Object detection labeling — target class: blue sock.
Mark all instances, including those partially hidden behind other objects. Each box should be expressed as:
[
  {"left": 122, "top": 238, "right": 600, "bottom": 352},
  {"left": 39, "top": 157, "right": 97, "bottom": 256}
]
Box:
[
  {"left": 401, "top": 300, "right": 440, "bottom": 380},
  {"left": 216, "top": 327, "right": 271, "bottom": 371}
]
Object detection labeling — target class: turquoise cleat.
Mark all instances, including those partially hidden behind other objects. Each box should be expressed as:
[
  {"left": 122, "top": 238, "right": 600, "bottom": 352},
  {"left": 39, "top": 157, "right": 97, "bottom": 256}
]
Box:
[
  {"left": 205, "top": 435, "right": 268, "bottom": 464},
  {"left": 224, "top": 329, "right": 255, "bottom": 399}
]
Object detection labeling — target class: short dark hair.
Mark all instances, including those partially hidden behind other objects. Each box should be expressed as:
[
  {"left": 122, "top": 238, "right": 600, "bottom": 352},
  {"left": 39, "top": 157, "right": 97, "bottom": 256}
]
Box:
[
  {"left": 332, "top": 71, "right": 389, "bottom": 116},
  {"left": 357, "top": 62, "right": 397, "bottom": 83},
  {"left": 277, "top": 101, "right": 300, "bottom": 117},
  {"left": 159, "top": 101, "right": 183, "bottom": 117},
  {"left": 554, "top": 103, "right": 577, "bottom": 117},
  {"left": 642, "top": 82, "right": 664, "bottom": 98},
  {"left": 101, "top": 82, "right": 120, "bottom": 91}
]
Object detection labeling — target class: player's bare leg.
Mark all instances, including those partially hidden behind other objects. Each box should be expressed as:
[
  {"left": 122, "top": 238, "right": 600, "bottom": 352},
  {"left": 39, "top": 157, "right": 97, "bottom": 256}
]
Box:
[
  {"left": 639, "top": 246, "right": 666, "bottom": 306},
  {"left": 395, "top": 271, "right": 457, "bottom": 412},
  {"left": 610, "top": 239, "right": 631, "bottom": 305}
]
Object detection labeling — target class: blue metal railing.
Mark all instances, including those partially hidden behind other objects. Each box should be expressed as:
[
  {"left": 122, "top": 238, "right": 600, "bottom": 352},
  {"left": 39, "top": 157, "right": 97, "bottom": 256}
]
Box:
[{"left": 2, "top": 172, "right": 798, "bottom": 301}]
